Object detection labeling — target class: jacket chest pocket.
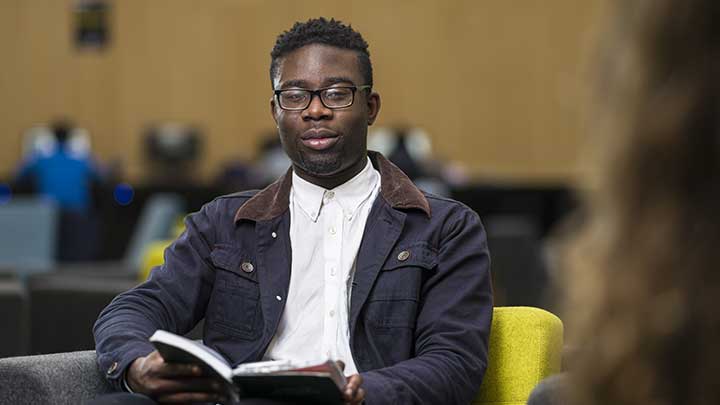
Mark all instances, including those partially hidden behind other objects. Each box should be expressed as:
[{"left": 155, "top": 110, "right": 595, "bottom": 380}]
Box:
[
  {"left": 207, "top": 244, "right": 262, "bottom": 340},
  {"left": 366, "top": 242, "right": 438, "bottom": 329}
]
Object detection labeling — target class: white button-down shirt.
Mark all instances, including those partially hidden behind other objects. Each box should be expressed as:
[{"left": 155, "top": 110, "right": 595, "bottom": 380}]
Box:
[{"left": 263, "top": 157, "right": 380, "bottom": 376}]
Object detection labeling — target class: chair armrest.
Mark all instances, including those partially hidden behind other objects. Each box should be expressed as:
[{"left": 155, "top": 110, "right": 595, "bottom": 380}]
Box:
[{"left": 0, "top": 350, "right": 113, "bottom": 403}]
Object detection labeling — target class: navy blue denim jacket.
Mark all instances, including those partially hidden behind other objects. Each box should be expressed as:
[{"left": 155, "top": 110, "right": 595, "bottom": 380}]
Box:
[{"left": 94, "top": 152, "right": 493, "bottom": 405}]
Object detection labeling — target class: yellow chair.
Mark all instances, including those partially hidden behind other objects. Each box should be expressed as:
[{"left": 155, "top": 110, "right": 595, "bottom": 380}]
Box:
[
  {"left": 138, "top": 216, "right": 187, "bottom": 281},
  {"left": 139, "top": 239, "right": 173, "bottom": 281},
  {"left": 475, "top": 306, "right": 564, "bottom": 405}
]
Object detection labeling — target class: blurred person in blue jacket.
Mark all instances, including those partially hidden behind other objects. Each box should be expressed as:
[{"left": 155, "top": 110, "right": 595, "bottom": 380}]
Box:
[
  {"left": 15, "top": 120, "right": 103, "bottom": 213},
  {"left": 15, "top": 120, "right": 104, "bottom": 261}
]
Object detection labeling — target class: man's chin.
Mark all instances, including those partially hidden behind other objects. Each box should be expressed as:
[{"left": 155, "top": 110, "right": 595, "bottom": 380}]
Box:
[{"left": 299, "top": 155, "right": 343, "bottom": 177}]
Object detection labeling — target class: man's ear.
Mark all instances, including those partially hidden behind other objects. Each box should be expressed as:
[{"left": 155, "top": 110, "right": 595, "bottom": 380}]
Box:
[
  {"left": 366, "top": 92, "right": 381, "bottom": 126},
  {"left": 270, "top": 96, "right": 279, "bottom": 126}
]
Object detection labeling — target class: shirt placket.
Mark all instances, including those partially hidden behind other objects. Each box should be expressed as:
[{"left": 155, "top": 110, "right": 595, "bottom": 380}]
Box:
[{"left": 321, "top": 191, "right": 344, "bottom": 360}]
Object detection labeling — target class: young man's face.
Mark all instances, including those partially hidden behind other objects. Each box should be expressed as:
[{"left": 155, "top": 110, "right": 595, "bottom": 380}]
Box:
[{"left": 271, "top": 43, "right": 380, "bottom": 188}]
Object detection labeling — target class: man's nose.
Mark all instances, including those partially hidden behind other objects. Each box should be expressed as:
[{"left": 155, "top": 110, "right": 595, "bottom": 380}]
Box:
[{"left": 302, "top": 93, "right": 332, "bottom": 121}]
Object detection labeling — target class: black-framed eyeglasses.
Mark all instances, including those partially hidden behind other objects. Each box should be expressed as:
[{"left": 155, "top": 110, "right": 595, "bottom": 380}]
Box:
[{"left": 274, "top": 85, "right": 372, "bottom": 111}]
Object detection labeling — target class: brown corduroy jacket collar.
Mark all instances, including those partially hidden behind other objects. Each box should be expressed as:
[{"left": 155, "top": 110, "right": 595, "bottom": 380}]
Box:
[{"left": 234, "top": 151, "right": 430, "bottom": 223}]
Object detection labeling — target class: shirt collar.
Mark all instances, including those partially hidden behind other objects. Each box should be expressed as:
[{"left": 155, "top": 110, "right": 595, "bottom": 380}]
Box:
[
  {"left": 330, "top": 157, "right": 378, "bottom": 217},
  {"left": 290, "top": 170, "right": 325, "bottom": 222},
  {"left": 234, "top": 151, "right": 430, "bottom": 223}
]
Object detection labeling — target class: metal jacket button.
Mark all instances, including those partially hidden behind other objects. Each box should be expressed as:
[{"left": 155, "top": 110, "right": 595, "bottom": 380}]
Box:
[
  {"left": 241, "top": 262, "right": 254, "bottom": 273},
  {"left": 397, "top": 250, "right": 410, "bottom": 261}
]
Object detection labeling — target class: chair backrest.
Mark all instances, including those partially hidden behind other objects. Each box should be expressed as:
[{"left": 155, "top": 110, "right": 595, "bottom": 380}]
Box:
[
  {"left": 123, "top": 193, "right": 185, "bottom": 271},
  {"left": 27, "top": 273, "right": 138, "bottom": 354},
  {"left": 0, "top": 197, "right": 58, "bottom": 275},
  {"left": 474, "top": 306, "right": 564, "bottom": 405},
  {"left": 485, "top": 215, "right": 548, "bottom": 307}
]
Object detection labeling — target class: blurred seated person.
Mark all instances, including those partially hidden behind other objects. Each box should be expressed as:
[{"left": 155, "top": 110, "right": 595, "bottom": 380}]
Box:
[
  {"left": 368, "top": 126, "right": 469, "bottom": 196},
  {"left": 143, "top": 123, "right": 204, "bottom": 187},
  {"left": 557, "top": 0, "right": 720, "bottom": 404},
  {"left": 14, "top": 120, "right": 104, "bottom": 261},
  {"left": 213, "top": 132, "right": 291, "bottom": 193},
  {"left": 15, "top": 120, "right": 103, "bottom": 212},
  {"left": 255, "top": 133, "right": 292, "bottom": 185}
]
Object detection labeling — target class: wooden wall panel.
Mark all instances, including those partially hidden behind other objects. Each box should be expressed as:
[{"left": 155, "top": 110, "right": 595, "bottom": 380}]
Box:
[{"left": 0, "top": 0, "right": 603, "bottom": 184}]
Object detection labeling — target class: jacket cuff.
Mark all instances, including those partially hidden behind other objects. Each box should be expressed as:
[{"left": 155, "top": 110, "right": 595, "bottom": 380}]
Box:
[
  {"left": 97, "top": 343, "right": 155, "bottom": 392},
  {"left": 122, "top": 369, "right": 135, "bottom": 393}
]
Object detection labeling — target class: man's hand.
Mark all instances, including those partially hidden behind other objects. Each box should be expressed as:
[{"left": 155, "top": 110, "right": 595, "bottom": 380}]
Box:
[
  {"left": 127, "top": 350, "right": 227, "bottom": 404},
  {"left": 342, "top": 374, "right": 365, "bottom": 405},
  {"left": 335, "top": 361, "right": 365, "bottom": 405}
]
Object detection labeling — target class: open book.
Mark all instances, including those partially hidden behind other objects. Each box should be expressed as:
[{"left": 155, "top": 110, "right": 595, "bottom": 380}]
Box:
[{"left": 150, "top": 330, "right": 347, "bottom": 405}]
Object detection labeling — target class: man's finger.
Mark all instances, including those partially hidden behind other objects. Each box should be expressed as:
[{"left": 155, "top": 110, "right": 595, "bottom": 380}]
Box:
[
  {"left": 343, "top": 374, "right": 363, "bottom": 401},
  {"left": 147, "top": 377, "right": 225, "bottom": 395},
  {"left": 156, "top": 391, "right": 227, "bottom": 404},
  {"left": 155, "top": 362, "right": 204, "bottom": 378},
  {"left": 353, "top": 387, "right": 366, "bottom": 404}
]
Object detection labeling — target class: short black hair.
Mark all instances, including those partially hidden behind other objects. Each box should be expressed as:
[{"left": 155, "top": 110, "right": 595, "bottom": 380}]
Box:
[{"left": 270, "top": 17, "right": 373, "bottom": 88}]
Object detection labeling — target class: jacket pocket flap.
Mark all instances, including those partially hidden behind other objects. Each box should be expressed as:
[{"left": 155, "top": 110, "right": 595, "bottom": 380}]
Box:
[
  {"left": 210, "top": 244, "right": 257, "bottom": 282},
  {"left": 383, "top": 242, "right": 438, "bottom": 271}
]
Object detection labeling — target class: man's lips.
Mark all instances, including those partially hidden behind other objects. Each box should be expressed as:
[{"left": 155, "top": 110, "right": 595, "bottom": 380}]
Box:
[{"left": 301, "top": 129, "right": 339, "bottom": 151}]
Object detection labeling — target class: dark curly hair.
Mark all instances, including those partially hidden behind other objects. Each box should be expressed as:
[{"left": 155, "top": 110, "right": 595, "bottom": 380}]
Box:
[{"left": 269, "top": 17, "right": 373, "bottom": 88}]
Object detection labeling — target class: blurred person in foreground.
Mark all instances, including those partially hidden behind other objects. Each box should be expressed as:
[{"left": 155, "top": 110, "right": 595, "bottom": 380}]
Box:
[
  {"left": 93, "top": 17, "right": 492, "bottom": 404},
  {"left": 557, "top": 0, "right": 720, "bottom": 404}
]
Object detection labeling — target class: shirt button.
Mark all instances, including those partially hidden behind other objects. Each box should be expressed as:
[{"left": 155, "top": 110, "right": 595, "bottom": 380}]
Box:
[
  {"left": 397, "top": 250, "right": 411, "bottom": 261},
  {"left": 276, "top": 295, "right": 282, "bottom": 301},
  {"left": 326, "top": 351, "right": 331, "bottom": 358},
  {"left": 329, "top": 227, "right": 336, "bottom": 235},
  {"left": 326, "top": 191, "right": 335, "bottom": 199},
  {"left": 271, "top": 232, "right": 277, "bottom": 238},
  {"left": 329, "top": 310, "right": 335, "bottom": 317},
  {"left": 330, "top": 267, "right": 336, "bottom": 276},
  {"left": 241, "top": 262, "right": 254, "bottom": 273},
  {"left": 107, "top": 361, "right": 118, "bottom": 375}
]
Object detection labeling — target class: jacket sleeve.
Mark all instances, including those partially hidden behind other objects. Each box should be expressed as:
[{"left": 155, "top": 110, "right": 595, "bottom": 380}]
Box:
[
  {"left": 92, "top": 202, "right": 219, "bottom": 391},
  {"left": 361, "top": 207, "right": 493, "bottom": 405}
]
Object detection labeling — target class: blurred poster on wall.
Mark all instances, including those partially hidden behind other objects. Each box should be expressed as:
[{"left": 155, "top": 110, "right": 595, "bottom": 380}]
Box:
[{"left": 74, "top": 0, "right": 111, "bottom": 50}]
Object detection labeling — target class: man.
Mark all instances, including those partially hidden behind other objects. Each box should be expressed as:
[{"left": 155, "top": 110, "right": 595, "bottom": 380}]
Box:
[{"left": 94, "top": 17, "right": 493, "bottom": 405}]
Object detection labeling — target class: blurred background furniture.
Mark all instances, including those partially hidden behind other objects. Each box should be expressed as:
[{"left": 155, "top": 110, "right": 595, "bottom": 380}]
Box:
[
  {"left": 0, "top": 274, "right": 29, "bottom": 357},
  {"left": 0, "top": 197, "right": 58, "bottom": 276},
  {"left": 0, "top": 350, "right": 112, "bottom": 404},
  {"left": 27, "top": 273, "right": 139, "bottom": 354},
  {"left": 485, "top": 215, "right": 549, "bottom": 308},
  {"left": 122, "top": 193, "right": 185, "bottom": 272},
  {"left": 474, "top": 306, "right": 564, "bottom": 405}
]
